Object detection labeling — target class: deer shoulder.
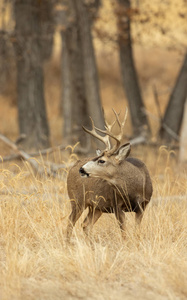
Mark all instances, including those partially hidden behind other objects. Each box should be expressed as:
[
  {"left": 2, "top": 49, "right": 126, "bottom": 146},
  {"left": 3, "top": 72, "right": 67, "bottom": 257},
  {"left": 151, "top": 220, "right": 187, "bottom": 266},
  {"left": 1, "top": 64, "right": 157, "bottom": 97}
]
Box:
[{"left": 66, "top": 109, "right": 153, "bottom": 241}]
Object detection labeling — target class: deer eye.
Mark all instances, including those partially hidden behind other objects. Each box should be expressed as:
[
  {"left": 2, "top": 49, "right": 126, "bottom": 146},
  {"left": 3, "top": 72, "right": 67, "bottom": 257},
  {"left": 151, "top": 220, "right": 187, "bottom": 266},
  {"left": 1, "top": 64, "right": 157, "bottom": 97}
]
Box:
[{"left": 98, "top": 159, "right": 105, "bottom": 164}]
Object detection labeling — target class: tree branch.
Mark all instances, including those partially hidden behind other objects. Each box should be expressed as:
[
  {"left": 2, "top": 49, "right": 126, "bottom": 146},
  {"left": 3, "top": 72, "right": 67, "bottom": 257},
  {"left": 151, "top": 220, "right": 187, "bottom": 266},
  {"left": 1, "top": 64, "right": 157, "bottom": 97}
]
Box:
[
  {"left": 1, "top": 144, "right": 66, "bottom": 162},
  {"left": 143, "top": 108, "right": 180, "bottom": 141},
  {"left": 0, "top": 133, "right": 65, "bottom": 178}
]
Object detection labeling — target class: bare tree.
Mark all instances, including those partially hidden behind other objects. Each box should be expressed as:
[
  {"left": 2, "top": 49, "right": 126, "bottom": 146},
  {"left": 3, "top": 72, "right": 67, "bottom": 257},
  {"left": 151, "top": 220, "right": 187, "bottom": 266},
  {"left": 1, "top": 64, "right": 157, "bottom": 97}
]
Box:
[
  {"left": 75, "top": 0, "right": 104, "bottom": 129},
  {"left": 159, "top": 52, "right": 187, "bottom": 143},
  {"left": 0, "top": 30, "right": 14, "bottom": 95},
  {"left": 179, "top": 100, "right": 187, "bottom": 163},
  {"left": 61, "top": 28, "right": 72, "bottom": 142},
  {"left": 60, "top": 0, "right": 104, "bottom": 148},
  {"left": 14, "top": 0, "right": 50, "bottom": 150},
  {"left": 40, "top": 0, "right": 55, "bottom": 61},
  {"left": 60, "top": 0, "right": 90, "bottom": 147},
  {"left": 0, "top": 1, "right": 16, "bottom": 96},
  {"left": 116, "top": 0, "right": 151, "bottom": 137}
]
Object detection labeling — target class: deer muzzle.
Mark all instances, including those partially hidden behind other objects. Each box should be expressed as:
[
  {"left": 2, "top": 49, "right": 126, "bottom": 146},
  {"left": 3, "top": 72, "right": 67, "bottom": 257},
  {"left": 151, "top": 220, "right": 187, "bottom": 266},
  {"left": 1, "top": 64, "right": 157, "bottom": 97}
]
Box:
[{"left": 79, "top": 167, "right": 89, "bottom": 177}]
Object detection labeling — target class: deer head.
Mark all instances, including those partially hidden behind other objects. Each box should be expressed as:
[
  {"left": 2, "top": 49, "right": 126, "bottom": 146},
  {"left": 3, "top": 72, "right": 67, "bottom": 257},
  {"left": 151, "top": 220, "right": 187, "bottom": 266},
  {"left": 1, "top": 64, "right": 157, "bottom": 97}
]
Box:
[{"left": 79, "top": 108, "right": 131, "bottom": 180}]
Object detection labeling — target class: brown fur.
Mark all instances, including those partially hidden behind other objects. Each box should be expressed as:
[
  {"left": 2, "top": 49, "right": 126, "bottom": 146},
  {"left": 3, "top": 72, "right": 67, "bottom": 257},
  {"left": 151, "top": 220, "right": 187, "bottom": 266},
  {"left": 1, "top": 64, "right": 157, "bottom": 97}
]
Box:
[{"left": 66, "top": 150, "right": 153, "bottom": 240}]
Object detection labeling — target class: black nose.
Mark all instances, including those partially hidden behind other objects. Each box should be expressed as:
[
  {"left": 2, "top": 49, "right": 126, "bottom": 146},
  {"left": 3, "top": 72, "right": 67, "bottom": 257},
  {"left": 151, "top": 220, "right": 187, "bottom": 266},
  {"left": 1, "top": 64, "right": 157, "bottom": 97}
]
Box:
[
  {"left": 79, "top": 167, "right": 85, "bottom": 174},
  {"left": 79, "top": 167, "right": 89, "bottom": 177}
]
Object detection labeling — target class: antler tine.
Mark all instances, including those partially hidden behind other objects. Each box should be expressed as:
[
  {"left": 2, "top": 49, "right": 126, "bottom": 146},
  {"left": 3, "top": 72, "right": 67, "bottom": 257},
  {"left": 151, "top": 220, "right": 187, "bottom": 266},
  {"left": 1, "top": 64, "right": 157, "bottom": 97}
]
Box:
[
  {"left": 105, "top": 107, "right": 128, "bottom": 154},
  {"left": 91, "top": 108, "right": 128, "bottom": 155},
  {"left": 82, "top": 117, "right": 111, "bottom": 150},
  {"left": 105, "top": 112, "right": 119, "bottom": 132},
  {"left": 93, "top": 125, "right": 121, "bottom": 154},
  {"left": 82, "top": 108, "right": 128, "bottom": 155},
  {"left": 101, "top": 109, "right": 120, "bottom": 150},
  {"left": 102, "top": 110, "right": 113, "bottom": 150},
  {"left": 112, "top": 107, "right": 128, "bottom": 142},
  {"left": 112, "top": 109, "right": 121, "bottom": 127}
]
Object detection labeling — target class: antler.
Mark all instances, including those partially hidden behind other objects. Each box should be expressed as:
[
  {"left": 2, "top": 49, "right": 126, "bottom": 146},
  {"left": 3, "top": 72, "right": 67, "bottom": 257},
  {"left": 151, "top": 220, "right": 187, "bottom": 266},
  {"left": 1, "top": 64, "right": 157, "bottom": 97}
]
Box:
[
  {"left": 96, "top": 108, "right": 128, "bottom": 155},
  {"left": 112, "top": 107, "right": 128, "bottom": 147},
  {"left": 82, "top": 108, "right": 128, "bottom": 155},
  {"left": 82, "top": 117, "right": 111, "bottom": 151}
]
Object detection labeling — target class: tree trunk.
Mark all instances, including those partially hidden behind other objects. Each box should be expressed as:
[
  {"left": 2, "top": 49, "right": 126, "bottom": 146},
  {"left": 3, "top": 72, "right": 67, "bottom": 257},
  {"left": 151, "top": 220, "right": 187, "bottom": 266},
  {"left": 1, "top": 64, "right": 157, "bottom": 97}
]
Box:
[
  {"left": 159, "top": 53, "right": 187, "bottom": 143},
  {"left": 14, "top": 0, "right": 50, "bottom": 150},
  {"left": 66, "top": 22, "right": 90, "bottom": 147},
  {"left": 61, "top": 29, "right": 72, "bottom": 141},
  {"left": 61, "top": 0, "right": 90, "bottom": 147},
  {"left": 61, "top": 0, "right": 104, "bottom": 149},
  {"left": 116, "top": 0, "right": 151, "bottom": 137},
  {"left": 40, "top": 0, "right": 54, "bottom": 61},
  {"left": 0, "top": 30, "right": 15, "bottom": 95},
  {"left": 179, "top": 100, "right": 187, "bottom": 163},
  {"left": 74, "top": 0, "right": 105, "bottom": 130},
  {"left": 56, "top": 1, "right": 73, "bottom": 141}
]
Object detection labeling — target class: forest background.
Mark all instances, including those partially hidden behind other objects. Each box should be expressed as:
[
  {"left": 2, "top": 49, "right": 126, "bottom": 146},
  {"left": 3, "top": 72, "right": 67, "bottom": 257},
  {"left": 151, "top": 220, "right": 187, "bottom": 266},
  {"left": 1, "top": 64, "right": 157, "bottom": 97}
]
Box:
[{"left": 0, "top": 1, "right": 187, "bottom": 300}]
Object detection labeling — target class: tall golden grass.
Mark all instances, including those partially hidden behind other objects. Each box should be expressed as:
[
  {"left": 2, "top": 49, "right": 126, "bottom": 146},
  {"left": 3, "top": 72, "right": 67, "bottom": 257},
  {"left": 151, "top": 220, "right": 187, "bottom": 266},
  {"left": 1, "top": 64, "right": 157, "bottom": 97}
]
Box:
[
  {"left": 0, "top": 0, "right": 186, "bottom": 297},
  {"left": 0, "top": 146, "right": 186, "bottom": 300},
  {"left": 0, "top": 10, "right": 186, "bottom": 297}
]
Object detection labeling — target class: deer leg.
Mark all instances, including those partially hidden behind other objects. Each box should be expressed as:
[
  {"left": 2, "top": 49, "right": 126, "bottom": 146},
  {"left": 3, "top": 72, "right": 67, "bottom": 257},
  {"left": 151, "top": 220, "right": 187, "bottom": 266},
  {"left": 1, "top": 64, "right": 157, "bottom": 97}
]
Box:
[
  {"left": 114, "top": 207, "right": 126, "bottom": 239},
  {"left": 135, "top": 208, "right": 143, "bottom": 240},
  {"left": 66, "top": 204, "right": 84, "bottom": 241},
  {"left": 135, "top": 201, "right": 143, "bottom": 226},
  {"left": 135, "top": 199, "right": 148, "bottom": 226},
  {"left": 135, "top": 210, "right": 143, "bottom": 226},
  {"left": 134, "top": 199, "right": 148, "bottom": 239},
  {"left": 82, "top": 207, "right": 102, "bottom": 235}
]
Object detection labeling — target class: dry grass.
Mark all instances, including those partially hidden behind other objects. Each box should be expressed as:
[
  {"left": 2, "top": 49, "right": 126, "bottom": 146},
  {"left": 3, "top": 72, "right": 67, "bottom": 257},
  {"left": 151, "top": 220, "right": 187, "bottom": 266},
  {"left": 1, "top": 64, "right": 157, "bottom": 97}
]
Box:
[
  {"left": 0, "top": 147, "right": 187, "bottom": 300},
  {"left": 0, "top": 43, "right": 187, "bottom": 300},
  {"left": 0, "top": 0, "right": 186, "bottom": 297},
  {"left": 0, "top": 29, "right": 186, "bottom": 299},
  {"left": 0, "top": 3, "right": 186, "bottom": 297}
]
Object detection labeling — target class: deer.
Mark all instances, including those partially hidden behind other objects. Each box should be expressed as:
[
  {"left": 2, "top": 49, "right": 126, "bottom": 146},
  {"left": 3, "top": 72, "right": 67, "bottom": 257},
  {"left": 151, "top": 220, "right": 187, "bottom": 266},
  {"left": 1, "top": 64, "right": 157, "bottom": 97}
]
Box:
[{"left": 66, "top": 109, "right": 153, "bottom": 241}]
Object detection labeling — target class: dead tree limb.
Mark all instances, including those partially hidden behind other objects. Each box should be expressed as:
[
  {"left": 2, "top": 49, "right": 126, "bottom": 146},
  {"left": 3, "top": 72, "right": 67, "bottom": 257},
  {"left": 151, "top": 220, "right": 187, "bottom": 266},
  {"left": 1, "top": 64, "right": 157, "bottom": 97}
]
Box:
[
  {"left": 1, "top": 144, "right": 66, "bottom": 162},
  {"left": 143, "top": 108, "right": 180, "bottom": 142},
  {"left": 0, "top": 133, "right": 65, "bottom": 177},
  {"left": 152, "top": 84, "right": 163, "bottom": 125}
]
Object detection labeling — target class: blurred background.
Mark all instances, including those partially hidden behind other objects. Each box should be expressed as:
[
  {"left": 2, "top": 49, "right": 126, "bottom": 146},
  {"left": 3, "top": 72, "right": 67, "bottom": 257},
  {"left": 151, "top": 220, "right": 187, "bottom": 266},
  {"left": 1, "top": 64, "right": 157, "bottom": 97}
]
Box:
[{"left": 0, "top": 0, "right": 187, "bottom": 162}]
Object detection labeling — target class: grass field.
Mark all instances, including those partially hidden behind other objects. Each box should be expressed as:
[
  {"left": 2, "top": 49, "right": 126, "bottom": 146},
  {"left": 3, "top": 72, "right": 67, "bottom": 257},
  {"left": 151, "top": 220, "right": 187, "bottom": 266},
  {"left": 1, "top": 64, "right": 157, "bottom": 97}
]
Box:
[
  {"left": 0, "top": 47, "right": 187, "bottom": 298},
  {"left": 0, "top": 143, "right": 186, "bottom": 300},
  {"left": 0, "top": 1, "right": 187, "bottom": 296}
]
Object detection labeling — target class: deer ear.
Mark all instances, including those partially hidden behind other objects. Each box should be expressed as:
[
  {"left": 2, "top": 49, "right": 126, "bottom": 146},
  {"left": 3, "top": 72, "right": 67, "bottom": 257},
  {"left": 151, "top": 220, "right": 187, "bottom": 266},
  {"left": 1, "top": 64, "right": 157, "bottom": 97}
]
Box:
[
  {"left": 115, "top": 143, "right": 131, "bottom": 162},
  {"left": 96, "top": 149, "right": 102, "bottom": 156}
]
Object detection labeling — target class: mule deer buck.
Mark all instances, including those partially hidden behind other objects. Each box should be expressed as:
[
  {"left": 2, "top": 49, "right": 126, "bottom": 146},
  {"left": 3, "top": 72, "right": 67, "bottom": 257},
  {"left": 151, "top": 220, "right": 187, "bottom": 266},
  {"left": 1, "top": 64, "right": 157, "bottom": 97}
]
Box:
[{"left": 67, "top": 109, "right": 153, "bottom": 240}]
